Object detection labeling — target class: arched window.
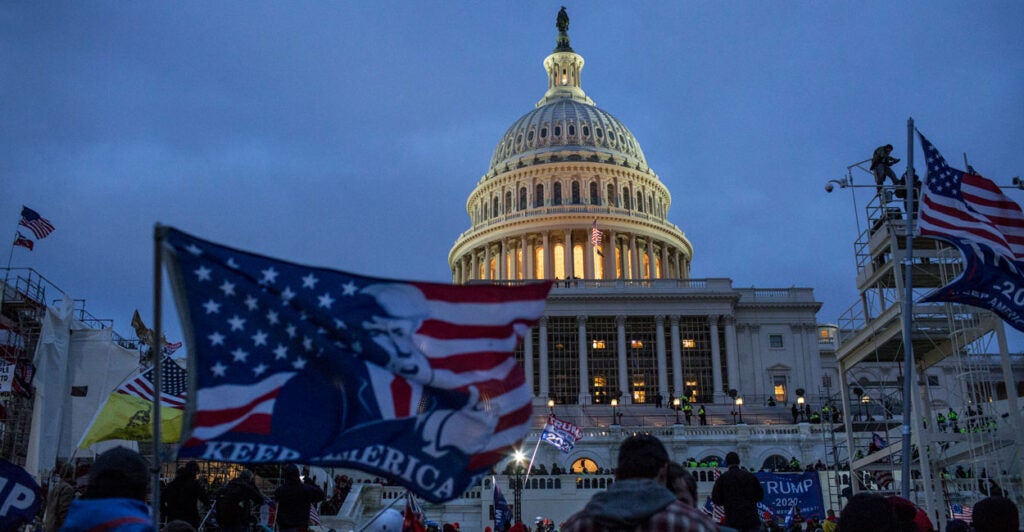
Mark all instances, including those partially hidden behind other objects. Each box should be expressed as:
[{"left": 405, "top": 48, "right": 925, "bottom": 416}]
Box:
[
  {"left": 554, "top": 125, "right": 561, "bottom": 137},
  {"left": 571, "top": 458, "right": 599, "bottom": 473},
  {"left": 492, "top": 196, "right": 499, "bottom": 217},
  {"left": 623, "top": 188, "right": 631, "bottom": 210},
  {"left": 519, "top": 187, "right": 527, "bottom": 210},
  {"left": 505, "top": 191, "right": 512, "bottom": 213},
  {"left": 607, "top": 184, "right": 616, "bottom": 207},
  {"left": 568, "top": 124, "right": 576, "bottom": 136},
  {"left": 571, "top": 181, "right": 581, "bottom": 204},
  {"left": 637, "top": 191, "right": 644, "bottom": 212},
  {"left": 553, "top": 183, "right": 562, "bottom": 205},
  {"left": 648, "top": 194, "right": 654, "bottom": 214},
  {"left": 762, "top": 455, "right": 789, "bottom": 471},
  {"left": 590, "top": 182, "right": 600, "bottom": 205},
  {"left": 535, "top": 184, "right": 545, "bottom": 207}
]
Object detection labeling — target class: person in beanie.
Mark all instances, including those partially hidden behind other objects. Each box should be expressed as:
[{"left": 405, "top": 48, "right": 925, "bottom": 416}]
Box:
[
  {"left": 274, "top": 464, "right": 324, "bottom": 532},
  {"left": 711, "top": 451, "right": 764, "bottom": 532},
  {"left": 61, "top": 446, "right": 155, "bottom": 531},
  {"left": 561, "top": 434, "right": 717, "bottom": 531}
]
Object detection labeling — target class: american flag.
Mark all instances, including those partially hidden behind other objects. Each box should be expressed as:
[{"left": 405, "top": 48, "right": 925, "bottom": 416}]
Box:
[
  {"left": 19, "top": 206, "right": 55, "bottom": 239},
  {"left": 873, "top": 470, "right": 894, "bottom": 489},
  {"left": 917, "top": 133, "right": 1024, "bottom": 262},
  {"left": 950, "top": 503, "right": 973, "bottom": 523},
  {"left": 702, "top": 496, "right": 725, "bottom": 523},
  {"left": 590, "top": 220, "right": 603, "bottom": 247},
  {"left": 162, "top": 228, "right": 551, "bottom": 500},
  {"left": 117, "top": 356, "right": 187, "bottom": 409},
  {"left": 309, "top": 504, "right": 321, "bottom": 526}
]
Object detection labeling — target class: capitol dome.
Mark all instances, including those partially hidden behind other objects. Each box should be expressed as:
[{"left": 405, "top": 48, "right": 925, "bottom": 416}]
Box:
[{"left": 450, "top": 10, "right": 692, "bottom": 284}]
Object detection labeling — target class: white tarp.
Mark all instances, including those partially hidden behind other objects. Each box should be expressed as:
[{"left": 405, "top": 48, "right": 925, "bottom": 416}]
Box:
[{"left": 25, "top": 298, "right": 139, "bottom": 479}]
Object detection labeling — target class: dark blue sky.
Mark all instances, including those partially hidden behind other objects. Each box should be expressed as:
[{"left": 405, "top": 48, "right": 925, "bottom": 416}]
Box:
[{"left": 3, "top": 2, "right": 1023, "bottom": 348}]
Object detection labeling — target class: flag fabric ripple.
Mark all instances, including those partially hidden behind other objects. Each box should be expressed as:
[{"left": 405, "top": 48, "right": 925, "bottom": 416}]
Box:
[{"left": 161, "top": 227, "right": 552, "bottom": 502}]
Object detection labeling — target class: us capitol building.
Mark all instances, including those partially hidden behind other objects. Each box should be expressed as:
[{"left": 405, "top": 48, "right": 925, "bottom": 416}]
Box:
[{"left": 318, "top": 8, "right": 1024, "bottom": 530}]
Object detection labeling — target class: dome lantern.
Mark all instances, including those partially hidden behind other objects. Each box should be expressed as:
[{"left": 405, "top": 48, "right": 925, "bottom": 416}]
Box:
[{"left": 538, "top": 8, "right": 594, "bottom": 108}]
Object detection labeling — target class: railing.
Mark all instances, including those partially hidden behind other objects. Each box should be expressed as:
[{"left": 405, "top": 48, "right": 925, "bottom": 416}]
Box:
[{"left": 453, "top": 204, "right": 686, "bottom": 242}]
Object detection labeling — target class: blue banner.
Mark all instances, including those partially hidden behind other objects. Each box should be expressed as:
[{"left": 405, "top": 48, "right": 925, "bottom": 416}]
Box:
[
  {"left": 755, "top": 471, "right": 824, "bottom": 522},
  {"left": 0, "top": 459, "right": 42, "bottom": 531},
  {"left": 921, "top": 239, "right": 1024, "bottom": 333}
]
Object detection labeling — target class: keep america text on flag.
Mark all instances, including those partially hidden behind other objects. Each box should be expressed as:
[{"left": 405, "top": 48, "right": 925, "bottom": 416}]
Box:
[{"left": 161, "top": 227, "right": 551, "bottom": 502}]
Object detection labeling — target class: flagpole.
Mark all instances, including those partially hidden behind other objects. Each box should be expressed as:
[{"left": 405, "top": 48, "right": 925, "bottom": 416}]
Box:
[
  {"left": 152, "top": 224, "right": 165, "bottom": 528},
  {"left": 900, "top": 118, "right": 916, "bottom": 500},
  {"left": 524, "top": 435, "right": 542, "bottom": 484}
]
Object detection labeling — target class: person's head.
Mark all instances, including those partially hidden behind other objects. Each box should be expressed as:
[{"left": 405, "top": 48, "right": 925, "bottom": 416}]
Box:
[
  {"left": 368, "top": 508, "right": 404, "bottom": 531},
  {"left": 239, "top": 469, "right": 254, "bottom": 482},
  {"left": 361, "top": 284, "right": 432, "bottom": 381},
  {"left": 885, "top": 144, "right": 894, "bottom": 152},
  {"left": 84, "top": 446, "right": 150, "bottom": 501},
  {"left": 972, "top": 496, "right": 1019, "bottom": 532},
  {"left": 615, "top": 434, "right": 669, "bottom": 482},
  {"left": 826, "top": 509, "right": 836, "bottom": 519},
  {"left": 839, "top": 493, "right": 898, "bottom": 532},
  {"left": 665, "top": 462, "right": 697, "bottom": 506},
  {"left": 165, "top": 520, "right": 196, "bottom": 532},
  {"left": 282, "top": 463, "right": 301, "bottom": 483},
  {"left": 725, "top": 451, "right": 740, "bottom": 467}
]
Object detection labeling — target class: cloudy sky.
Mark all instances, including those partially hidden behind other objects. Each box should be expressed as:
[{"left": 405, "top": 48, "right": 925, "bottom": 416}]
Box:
[{"left": 3, "top": 2, "right": 1023, "bottom": 349}]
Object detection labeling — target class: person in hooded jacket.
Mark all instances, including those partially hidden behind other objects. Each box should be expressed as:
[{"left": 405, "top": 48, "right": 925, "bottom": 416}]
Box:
[
  {"left": 274, "top": 464, "right": 325, "bottom": 532},
  {"left": 561, "top": 434, "right": 717, "bottom": 532},
  {"left": 161, "top": 461, "right": 210, "bottom": 528},
  {"left": 61, "top": 446, "right": 155, "bottom": 532}
]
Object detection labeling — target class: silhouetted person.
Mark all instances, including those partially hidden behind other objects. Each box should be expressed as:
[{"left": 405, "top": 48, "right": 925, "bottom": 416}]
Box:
[
  {"left": 698, "top": 405, "right": 707, "bottom": 425},
  {"left": 711, "top": 452, "right": 764, "bottom": 532},
  {"left": 62, "top": 446, "right": 154, "bottom": 531},
  {"left": 562, "top": 434, "right": 716, "bottom": 531},
  {"left": 972, "top": 496, "right": 1019, "bottom": 532},
  {"left": 162, "top": 461, "right": 210, "bottom": 528},
  {"left": 871, "top": 144, "right": 900, "bottom": 198},
  {"left": 839, "top": 493, "right": 897, "bottom": 532}
]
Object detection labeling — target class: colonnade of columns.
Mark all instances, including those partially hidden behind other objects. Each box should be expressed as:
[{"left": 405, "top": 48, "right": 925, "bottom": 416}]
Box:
[
  {"left": 528, "top": 314, "right": 739, "bottom": 405},
  {"left": 452, "top": 229, "right": 691, "bottom": 283}
]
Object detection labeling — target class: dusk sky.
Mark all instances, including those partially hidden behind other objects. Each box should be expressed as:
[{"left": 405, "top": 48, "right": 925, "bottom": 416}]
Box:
[{"left": 3, "top": 2, "right": 1023, "bottom": 350}]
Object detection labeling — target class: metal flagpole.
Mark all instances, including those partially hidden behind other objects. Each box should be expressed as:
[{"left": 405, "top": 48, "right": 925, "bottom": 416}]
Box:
[
  {"left": 152, "top": 224, "right": 165, "bottom": 528},
  {"left": 900, "top": 118, "right": 916, "bottom": 500}
]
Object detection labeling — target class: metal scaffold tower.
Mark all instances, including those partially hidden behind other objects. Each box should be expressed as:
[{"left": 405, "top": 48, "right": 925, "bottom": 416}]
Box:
[{"left": 830, "top": 158, "right": 1024, "bottom": 528}]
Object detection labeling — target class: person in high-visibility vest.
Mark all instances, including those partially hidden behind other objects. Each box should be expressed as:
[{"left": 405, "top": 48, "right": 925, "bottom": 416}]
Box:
[
  {"left": 936, "top": 412, "right": 947, "bottom": 432},
  {"left": 682, "top": 402, "right": 693, "bottom": 425}
]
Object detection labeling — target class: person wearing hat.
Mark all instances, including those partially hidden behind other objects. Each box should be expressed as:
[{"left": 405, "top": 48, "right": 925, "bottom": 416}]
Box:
[
  {"left": 61, "top": 446, "right": 155, "bottom": 531},
  {"left": 214, "top": 469, "right": 265, "bottom": 532}
]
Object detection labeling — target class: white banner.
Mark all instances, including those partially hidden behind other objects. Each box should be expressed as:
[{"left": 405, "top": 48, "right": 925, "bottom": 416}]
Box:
[{"left": 0, "top": 361, "right": 14, "bottom": 393}]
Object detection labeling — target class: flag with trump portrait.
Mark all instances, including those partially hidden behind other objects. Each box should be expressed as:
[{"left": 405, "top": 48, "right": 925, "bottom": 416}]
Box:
[
  {"left": 160, "top": 227, "right": 552, "bottom": 503},
  {"left": 916, "top": 132, "right": 1024, "bottom": 332}
]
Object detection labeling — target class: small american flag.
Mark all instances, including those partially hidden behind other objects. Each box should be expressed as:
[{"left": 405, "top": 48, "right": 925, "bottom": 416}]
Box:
[
  {"left": 702, "top": 496, "right": 725, "bottom": 523},
  {"left": 309, "top": 504, "right": 321, "bottom": 526},
  {"left": 917, "top": 133, "right": 1024, "bottom": 262},
  {"left": 19, "top": 206, "right": 55, "bottom": 239},
  {"left": 590, "top": 220, "right": 603, "bottom": 247},
  {"left": 117, "top": 356, "right": 187, "bottom": 409},
  {"left": 873, "top": 470, "right": 894, "bottom": 489},
  {"left": 950, "top": 503, "right": 973, "bottom": 523}
]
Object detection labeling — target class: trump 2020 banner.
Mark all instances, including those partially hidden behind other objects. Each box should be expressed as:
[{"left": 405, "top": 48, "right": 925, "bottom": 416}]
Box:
[
  {"left": 755, "top": 471, "right": 824, "bottom": 522},
  {"left": 540, "top": 414, "right": 583, "bottom": 453},
  {"left": 0, "top": 459, "right": 42, "bottom": 531},
  {"left": 161, "top": 227, "right": 551, "bottom": 503}
]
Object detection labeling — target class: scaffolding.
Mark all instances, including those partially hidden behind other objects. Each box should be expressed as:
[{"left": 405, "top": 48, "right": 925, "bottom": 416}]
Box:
[
  {"left": 832, "top": 169, "right": 1024, "bottom": 527},
  {"left": 0, "top": 267, "right": 135, "bottom": 466}
]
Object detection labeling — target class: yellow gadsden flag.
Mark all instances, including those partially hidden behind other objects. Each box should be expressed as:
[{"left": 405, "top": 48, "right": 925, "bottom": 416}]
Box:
[{"left": 78, "top": 357, "right": 187, "bottom": 448}]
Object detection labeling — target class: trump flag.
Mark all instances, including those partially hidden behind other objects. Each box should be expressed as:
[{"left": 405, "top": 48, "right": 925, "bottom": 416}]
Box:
[
  {"left": 161, "top": 227, "right": 552, "bottom": 502},
  {"left": 917, "top": 132, "right": 1024, "bottom": 332}
]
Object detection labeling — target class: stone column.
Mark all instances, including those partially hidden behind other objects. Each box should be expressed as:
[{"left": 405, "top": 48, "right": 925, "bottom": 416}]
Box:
[
  {"left": 647, "top": 238, "right": 657, "bottom": 279},
  {"left": 484, "top": 243, "right": 492, "bottom": 280},
  {"left": 577, "top": 315, "right": 590, "bottom": 404},
  {"left": 675, "top": 251, "right": 682, "bottom": 280},
  {"left": 543, "top": 231, "right": 552, "bottom": 280},
  {"left": 585, "top": 226, "right": 594, "bottom": 279},
  {"left": 655, "top": 315, "right": 668, "bottom": 404},
  {"left": 471, "top": 250, "right": 479, "bottom": 281},
  {"left": 498, "top": 239, "right": 506, "bottom": 279},
  {"left": 630, "top": 233, "right": 639, "bottom": 279},
  {"left": 616, "top": 315, "right": 630, "bottom": 404},
  {"left": 709, "top": 315, "right": 724, "bottom": 402},
  {"left": 660, "top": 244, "right": 668, "bottom": 280},
  {"left": 538, "top": 317, "right": 549, "bottom": 397},
  {"left": 604, "top": 229, "right": 616, "bottom": 280},
  {"left": 725, "top": 315, "right": 740, "bottom": 396},
  {"left": 670, "top": 315, "right": 682, "bottom": 398},
  {"left": 522, "top": 234, "right": 532, "bottom": 280},
  {"left": 564, "top": 229, "right": 574, "bottom": 281},
  {"left": 524, "top": 327, "right": 535, "bottom": 396}
]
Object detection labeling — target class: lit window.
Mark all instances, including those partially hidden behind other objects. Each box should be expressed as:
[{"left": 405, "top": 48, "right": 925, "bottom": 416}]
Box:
[
  {"left": 769, "top": 334, "right": 784, "bottom": 349},
  {"left": 682, "top": 339, "right": 696, "bottom": 348},
  {"left": 592, "top": 339, "right": 606, "bottom": 349},
  {"left": 630, "top": 340, "right": 644, "bottom": 349}
]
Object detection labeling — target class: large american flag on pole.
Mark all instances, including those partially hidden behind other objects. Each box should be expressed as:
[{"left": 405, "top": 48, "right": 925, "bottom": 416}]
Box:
[
  {"left": 19, "top": 206, "right": 55, "bottom": 239},
  {"left": 161, "top": 227, "right": 552, "bottom": 502},
  {"left": 916, "top": 132, "right": 1024, "bottom": 332}
]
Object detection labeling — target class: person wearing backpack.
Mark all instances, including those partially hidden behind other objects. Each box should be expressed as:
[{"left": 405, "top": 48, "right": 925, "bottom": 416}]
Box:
[{"left": 215, "top": 469, "right": 265, "bottom": 532}]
